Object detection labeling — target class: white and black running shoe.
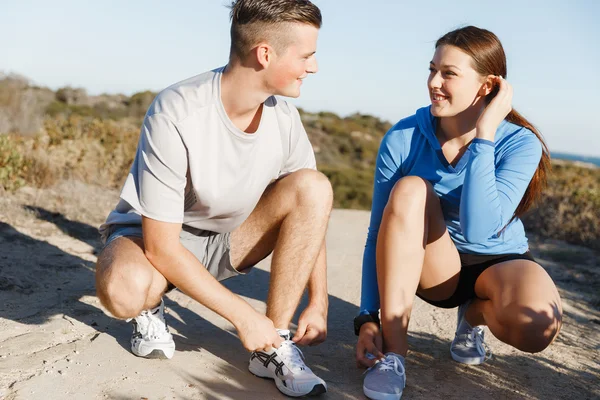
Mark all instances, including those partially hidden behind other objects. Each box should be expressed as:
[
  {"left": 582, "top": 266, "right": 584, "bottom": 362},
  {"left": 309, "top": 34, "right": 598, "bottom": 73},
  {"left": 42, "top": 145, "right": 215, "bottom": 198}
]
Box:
[
  {"left": 248, "top": 329, "right": 327, "bottom": 397},
  {"left": 128, "top": 299, "right": 175, "bottom": 359}
]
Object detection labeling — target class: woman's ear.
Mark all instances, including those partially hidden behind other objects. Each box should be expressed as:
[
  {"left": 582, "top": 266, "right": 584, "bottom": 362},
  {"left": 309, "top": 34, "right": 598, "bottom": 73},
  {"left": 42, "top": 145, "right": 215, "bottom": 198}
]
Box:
[{"left": 479, "top": 75, "right": 496, "bottom": 97}]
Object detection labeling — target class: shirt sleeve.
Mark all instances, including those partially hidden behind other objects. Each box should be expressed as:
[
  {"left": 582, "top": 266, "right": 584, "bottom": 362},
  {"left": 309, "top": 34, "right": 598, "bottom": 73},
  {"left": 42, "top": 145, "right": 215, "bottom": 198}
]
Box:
[
  {"left": 359, "top": 129, "right": 406, "bottom": 315},
  {"left": 459, "top": 132, "right": 542, "bottom": 242},
  {"left": 278, "top": 105, "right": 317, "bottom": 177},
  {"left": 120, "top": 113, "right": 188, "bottom": 223}
]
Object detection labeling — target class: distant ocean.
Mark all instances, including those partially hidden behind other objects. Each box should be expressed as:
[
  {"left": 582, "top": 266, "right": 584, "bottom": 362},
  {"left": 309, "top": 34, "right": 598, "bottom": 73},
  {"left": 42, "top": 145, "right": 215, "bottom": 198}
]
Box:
[{"left": 551, "top": 152, "right": 600, "bottom": 167}]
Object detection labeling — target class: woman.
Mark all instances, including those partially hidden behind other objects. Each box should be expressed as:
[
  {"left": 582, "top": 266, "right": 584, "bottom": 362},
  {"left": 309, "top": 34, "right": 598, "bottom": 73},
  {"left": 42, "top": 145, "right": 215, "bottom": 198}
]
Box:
[{"left": 354, "top": 26, "right": 562, "bottom": 400}]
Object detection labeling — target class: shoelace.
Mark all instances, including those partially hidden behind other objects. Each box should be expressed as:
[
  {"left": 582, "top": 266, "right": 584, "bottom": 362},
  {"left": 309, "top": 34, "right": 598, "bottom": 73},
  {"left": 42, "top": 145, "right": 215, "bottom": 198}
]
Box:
[
  {"left": 135, "top": 310, "right": 168, "bottom": 340},
  {"left": 276, "top": 340, "right": 307, "bottom": 373},
  {"left": 365, "top": 354, "right": 405, "bottom": 378},
  {"left": 465, "top": 327, "right": 493, "bottom": 361}
]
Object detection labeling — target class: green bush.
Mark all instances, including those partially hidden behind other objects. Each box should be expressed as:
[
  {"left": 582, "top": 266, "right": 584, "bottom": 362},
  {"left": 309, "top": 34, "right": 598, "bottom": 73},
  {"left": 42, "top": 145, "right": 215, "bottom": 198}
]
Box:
[{"left": 0, "top": 135, "right": 29, "bottom": 191}]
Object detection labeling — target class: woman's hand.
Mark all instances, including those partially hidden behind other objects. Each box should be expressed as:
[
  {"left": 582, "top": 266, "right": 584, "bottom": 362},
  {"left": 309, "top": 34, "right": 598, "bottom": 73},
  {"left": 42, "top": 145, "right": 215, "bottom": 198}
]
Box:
[
  {"left": 355, "top": 322, "right": 385, "bottom": 368},
  {"left": 476, "top": 76, "right": 513, "bottom": 141}
]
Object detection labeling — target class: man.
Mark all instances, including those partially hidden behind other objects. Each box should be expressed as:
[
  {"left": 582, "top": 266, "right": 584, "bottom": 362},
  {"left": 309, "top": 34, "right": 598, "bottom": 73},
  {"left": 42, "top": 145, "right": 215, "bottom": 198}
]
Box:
[{"left": 95, "top": 0, "right": 331, "bottom": 397}]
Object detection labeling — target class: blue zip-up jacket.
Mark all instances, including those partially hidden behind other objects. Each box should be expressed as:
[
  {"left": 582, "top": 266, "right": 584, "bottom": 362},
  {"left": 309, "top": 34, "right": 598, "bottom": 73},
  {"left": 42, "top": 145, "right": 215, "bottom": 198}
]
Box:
[{"left": 359, "top": 106, "right": 542, "bottom": 315}]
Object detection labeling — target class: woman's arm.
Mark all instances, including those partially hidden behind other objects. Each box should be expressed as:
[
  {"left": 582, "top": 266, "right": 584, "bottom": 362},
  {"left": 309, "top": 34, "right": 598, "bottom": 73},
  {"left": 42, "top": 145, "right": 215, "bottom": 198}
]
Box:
[
  {"left": 460, "top": 77, "right": 543, "bottom": 242},
  {"left": 360, "top": 129, "right": 406, "bottom": 315},
  {"left": 460, "top": 132, "right": 542, "bottom": 242}
]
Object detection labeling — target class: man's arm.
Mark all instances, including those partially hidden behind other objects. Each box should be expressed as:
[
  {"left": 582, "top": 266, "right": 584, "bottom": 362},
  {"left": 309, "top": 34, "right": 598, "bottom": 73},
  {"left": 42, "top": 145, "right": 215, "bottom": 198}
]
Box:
[{"left": 142, "top": 216, "right": 282, "bottom": 351}]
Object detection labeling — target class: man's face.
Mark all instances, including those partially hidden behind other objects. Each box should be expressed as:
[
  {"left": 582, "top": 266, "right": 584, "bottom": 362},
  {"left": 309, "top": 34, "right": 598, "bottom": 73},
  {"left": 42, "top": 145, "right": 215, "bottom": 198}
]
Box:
[{"left": 265, "top": 23, "right": 319, "bottom": 98}]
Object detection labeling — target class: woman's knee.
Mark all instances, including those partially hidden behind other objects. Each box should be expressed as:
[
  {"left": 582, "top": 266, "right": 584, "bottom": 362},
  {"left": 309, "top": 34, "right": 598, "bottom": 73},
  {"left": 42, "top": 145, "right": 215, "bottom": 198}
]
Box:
[
  {"left": 386, "top": 176, "right": 437, "bottom": 217},
  {"left": 496, "top": 300, "right": 562, "bottom": 353}
]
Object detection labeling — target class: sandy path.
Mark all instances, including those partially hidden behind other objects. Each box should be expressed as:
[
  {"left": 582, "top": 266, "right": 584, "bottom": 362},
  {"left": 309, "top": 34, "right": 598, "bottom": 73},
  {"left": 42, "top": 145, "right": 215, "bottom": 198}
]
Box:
[{"left": 0, "top": 184, "right": 599, "bottom": 399}]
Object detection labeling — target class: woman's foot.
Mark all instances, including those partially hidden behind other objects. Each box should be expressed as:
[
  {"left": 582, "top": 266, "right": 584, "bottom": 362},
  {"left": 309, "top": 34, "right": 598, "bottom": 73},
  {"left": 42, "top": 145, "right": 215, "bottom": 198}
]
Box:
[
  {"left": 450, "top": 300, "right": 491, "bottom": 364},
  {"left": 363, "top": 352, "right": 406, "bottom": 400}
]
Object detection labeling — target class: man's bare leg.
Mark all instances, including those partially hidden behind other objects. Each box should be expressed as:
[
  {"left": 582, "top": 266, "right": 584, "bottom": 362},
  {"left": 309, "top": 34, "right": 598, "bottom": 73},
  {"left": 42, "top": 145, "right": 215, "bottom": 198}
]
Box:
[
  {"left": 96, "top": 236, "right": 168, "bottom": 319},
  {"left": 231, "top": 169, "right": 333, "bottom": 329},
  {"left": 96, "top": 169, "right": 332, "bottom": 325}
]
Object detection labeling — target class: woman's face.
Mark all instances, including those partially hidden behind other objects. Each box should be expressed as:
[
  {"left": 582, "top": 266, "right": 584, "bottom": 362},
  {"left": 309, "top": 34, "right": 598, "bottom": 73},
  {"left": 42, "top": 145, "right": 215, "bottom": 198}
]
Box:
[{"left": 427, "top": 45, "right": 488, "bottom": 118}]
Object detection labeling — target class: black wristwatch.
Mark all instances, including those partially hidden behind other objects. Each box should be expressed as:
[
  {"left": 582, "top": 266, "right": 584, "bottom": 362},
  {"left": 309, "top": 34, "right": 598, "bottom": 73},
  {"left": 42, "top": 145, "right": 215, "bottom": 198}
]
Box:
[{"left": 353, "top": 312, "right": 380, "bottom": 336}]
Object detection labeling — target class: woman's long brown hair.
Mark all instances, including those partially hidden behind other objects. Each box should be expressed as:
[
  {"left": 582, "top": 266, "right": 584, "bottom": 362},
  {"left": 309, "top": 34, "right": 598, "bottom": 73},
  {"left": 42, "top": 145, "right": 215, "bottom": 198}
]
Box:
[{"left": 436, "top": 26, "right": 551, "bottom": 220}]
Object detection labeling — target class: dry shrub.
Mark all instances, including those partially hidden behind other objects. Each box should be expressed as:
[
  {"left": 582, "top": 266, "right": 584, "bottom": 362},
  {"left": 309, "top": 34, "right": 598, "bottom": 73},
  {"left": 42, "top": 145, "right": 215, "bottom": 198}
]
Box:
[
  {"left": 0, "top": 116, "right": 139, "bottom": 192},
  {"left": 24, "top": 148, "right": 58, "bottom": 188},
  {"left": 0, "top": 74, "right": 52, "bottom": 135},
  {"left": 41, "top": 115, "right": 139, "bottom": 188},
  {"left": 522, "top": 162, "right": 600, "bottom": 250}
]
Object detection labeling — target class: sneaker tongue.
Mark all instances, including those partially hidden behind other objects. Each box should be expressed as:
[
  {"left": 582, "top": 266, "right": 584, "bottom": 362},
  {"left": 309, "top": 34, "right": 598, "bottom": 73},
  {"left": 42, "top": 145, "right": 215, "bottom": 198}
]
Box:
[
  {"left": 277, "top": 342, "right": 306, "bottom": 373},
  {"left": 384, "top": 352, "right": 405, "bottom": 361}
]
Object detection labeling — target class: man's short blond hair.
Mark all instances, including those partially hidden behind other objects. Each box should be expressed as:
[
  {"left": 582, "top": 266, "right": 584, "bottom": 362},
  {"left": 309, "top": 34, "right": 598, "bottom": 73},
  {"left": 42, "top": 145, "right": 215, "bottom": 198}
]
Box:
[{"left": 228, "top": 0, "right": 322, "bottom": 60}]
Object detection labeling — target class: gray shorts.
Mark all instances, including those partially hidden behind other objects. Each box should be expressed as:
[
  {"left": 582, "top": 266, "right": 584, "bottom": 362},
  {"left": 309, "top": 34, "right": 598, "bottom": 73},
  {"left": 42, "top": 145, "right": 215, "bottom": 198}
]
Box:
[{"left": 103, "top": 224, "right": 246, "bottom": 284}]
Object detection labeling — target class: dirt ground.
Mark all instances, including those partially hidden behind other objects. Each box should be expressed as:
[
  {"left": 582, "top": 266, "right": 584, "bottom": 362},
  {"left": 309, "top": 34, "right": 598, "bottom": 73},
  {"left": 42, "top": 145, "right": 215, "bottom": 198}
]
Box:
[{"left": 1, "top": 182, "right": 599, "bottom": 399}]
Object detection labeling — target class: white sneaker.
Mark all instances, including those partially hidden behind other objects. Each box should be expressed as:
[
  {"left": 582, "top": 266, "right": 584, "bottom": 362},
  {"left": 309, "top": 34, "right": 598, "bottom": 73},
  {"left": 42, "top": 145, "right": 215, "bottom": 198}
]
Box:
[
  {"left": 128, "top": 299, "right": 175, "bottom": 359},
  {"left": 248, "top": 330, "right": 327, "bottom": 397}
]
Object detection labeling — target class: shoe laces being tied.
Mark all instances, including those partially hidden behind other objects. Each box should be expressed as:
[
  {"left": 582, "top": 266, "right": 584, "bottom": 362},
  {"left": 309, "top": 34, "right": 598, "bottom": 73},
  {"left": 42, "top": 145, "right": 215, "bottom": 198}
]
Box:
[
  {"left": 276, "top": 340, "right": 308, "bottom": 373},
  {"left": 465, "top": 326, "right": 493, "bottom": 361},
  {"left": 366, "top": 354, "right": 405, "bottom": 377}
]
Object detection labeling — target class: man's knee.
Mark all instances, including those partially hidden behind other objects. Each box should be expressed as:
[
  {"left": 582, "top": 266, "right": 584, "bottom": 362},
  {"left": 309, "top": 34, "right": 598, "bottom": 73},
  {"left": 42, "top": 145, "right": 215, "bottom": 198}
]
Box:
[
  {"left": 95, "top": 260, "right": 152, "bottom": 319},
  {"left": 287, "top": 169, "right": 333, "bottom": 211}
]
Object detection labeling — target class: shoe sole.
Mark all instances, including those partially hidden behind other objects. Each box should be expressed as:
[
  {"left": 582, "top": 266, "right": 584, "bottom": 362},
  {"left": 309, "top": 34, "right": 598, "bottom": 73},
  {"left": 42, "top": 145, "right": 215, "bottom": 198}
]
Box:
[
  {"left": 363, "top": 386, "right": 403, "bottom": 400},
  {"left": 450, "top": 349, "right": 485, "bottom": 365},
  {"left": 248, "top": 362, "right": 327, "bottom": 397},
  {"left": 132, "top": 341, "right": 175, "bottom": 359}
]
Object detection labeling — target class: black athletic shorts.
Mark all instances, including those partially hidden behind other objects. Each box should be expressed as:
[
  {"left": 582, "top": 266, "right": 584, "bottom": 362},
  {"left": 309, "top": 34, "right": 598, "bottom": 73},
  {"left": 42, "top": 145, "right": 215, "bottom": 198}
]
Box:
[{"left": 416, "top": 251, "right": 536, "bottom": 309}]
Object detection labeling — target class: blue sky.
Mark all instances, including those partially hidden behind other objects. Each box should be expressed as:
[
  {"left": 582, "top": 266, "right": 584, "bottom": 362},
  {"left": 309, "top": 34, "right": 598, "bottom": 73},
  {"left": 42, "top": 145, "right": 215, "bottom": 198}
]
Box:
[{"left": 2, "top": 0, "right": 598, "bottom": 156}]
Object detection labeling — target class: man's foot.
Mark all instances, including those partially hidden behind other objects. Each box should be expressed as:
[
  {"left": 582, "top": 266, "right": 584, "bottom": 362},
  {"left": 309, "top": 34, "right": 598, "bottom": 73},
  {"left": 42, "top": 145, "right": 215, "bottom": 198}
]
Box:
[
  {"left": 363, "top": 352, "right": 406, "bottom": 400},
  {"left": 248, "top": 329, "right": 327, "bottom": 397},
  {"left": 128, "top": 299, "right": 175, "bottom": 359},
  {"left": 450, "top": 300, "right": 491, "bottom": 365}
]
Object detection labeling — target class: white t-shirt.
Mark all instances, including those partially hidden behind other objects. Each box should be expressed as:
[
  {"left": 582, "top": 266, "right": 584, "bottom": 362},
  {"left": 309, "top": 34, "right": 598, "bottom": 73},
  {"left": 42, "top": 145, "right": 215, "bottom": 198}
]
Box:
[{"left": 99, "top": 67, "right": 316, "bottom": 240}]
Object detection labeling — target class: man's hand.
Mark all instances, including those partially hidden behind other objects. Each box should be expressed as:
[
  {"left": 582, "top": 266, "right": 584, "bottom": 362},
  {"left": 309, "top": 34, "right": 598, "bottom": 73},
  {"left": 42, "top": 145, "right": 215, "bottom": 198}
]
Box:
[
  {"left": 356, "top": 322, "right": 384, "bottom": 368},
  {"left": 292, "top": 304, "right": 327, "bottom": 346},
  {"left": 235, "top": 310, "right": 283, "bottom": 352}
]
